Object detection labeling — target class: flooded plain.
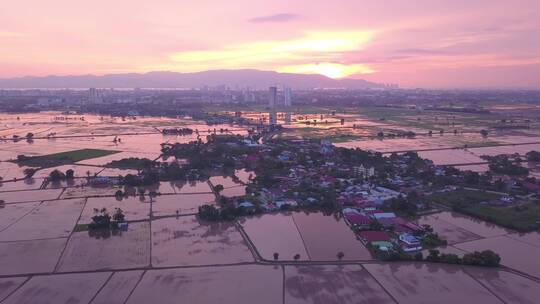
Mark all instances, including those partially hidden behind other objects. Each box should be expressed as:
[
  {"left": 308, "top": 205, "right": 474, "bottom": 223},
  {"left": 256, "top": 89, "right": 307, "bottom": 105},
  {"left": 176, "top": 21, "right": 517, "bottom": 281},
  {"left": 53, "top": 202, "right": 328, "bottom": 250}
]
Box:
[
  {"left": 292, "top": 212, "right": 372, "bottom": 261},
  {"left": 455, "top": 235, "right": 540, "bottom": 278},
  {"left": 126, "top": 265, "right": 282, "bottom": 304},
  {"left": 0, "top": 238, "right": 67, "bottom": 276},
  {"left": 79, "top": 196, "right": 151, "bottom": 224},
  {"left": 152, "top": 193, "right": 216, "bottom": 217},
  {"left": 90, "top": 270, "right": 144, "bottom": 304},
  {"left": 0, "top": 198, "right": 85, "bottom": 241},
  {"left": 239, "top": 213, "right": 310, "bottom": 261},
  {"left": 417, "top": 213, "right": 482, "bottom": 244},
  {"left": 57, "top": 222, "right": 151, "bottom": 272},
  {"left": 363, "top": 263, "right": 504, "bottom": 304},
  {"left": 285, "top": 265, "right": 394, "bottom": 304},
  {"left": 0, "top": 111, "right": 539, "bottom": 303},
  {"left": 2, "top": 272, "right": 109, "bottom": 304},
  {"left": 151, "top": 216, "right": 253, "bottom": 267}
]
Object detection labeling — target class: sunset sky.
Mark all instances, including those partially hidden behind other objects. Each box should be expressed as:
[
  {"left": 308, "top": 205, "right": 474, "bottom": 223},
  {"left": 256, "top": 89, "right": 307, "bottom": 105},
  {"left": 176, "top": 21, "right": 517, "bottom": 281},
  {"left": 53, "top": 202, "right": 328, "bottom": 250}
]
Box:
[{"left": 1, "top": 0, "right": 540, "bottom": 88}]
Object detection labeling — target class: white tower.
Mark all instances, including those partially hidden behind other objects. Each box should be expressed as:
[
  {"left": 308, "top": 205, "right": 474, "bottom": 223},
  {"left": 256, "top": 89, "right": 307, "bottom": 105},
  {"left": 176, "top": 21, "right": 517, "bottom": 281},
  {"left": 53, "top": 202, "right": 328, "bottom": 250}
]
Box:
[
  {"left": 284, "top": 87, "right": 292, "bottom": 107},
  {"left": 269, "top": 86, "right": 277, "bottom": 124}
]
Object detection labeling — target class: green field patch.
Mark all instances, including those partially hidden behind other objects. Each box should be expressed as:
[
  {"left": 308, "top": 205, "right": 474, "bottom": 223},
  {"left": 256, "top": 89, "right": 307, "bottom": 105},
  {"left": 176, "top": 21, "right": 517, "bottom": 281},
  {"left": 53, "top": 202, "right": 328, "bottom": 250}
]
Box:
[
  {"left": 14, "top": 149, "right": 120, "bottom": 167},
  {"left": 428, "top": 189, "right": 540, "bottom": 232}
]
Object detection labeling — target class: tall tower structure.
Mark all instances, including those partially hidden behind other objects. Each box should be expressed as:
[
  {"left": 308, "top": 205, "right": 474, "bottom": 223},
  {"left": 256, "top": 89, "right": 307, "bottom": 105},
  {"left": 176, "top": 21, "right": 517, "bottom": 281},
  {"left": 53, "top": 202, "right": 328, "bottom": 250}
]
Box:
[
  {"left": 284, "top": 87, "right": 292, "bottom": 107},
  {"left": 284, "top": 87, "right": 292, "bottom": 124},
  {"left": 268, "top": 86, "right": 277, "bottom": 125},
  {"left": 88, "top": 88, "right": 102, "bottom": 103}
]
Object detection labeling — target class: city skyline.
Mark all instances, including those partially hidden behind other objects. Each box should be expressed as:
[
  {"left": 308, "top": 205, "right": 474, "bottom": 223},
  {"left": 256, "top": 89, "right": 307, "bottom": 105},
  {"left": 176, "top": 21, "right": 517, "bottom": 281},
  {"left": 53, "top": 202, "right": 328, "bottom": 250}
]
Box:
[{"left": 1, "top": 0, "right": 540, "bottom": 88}]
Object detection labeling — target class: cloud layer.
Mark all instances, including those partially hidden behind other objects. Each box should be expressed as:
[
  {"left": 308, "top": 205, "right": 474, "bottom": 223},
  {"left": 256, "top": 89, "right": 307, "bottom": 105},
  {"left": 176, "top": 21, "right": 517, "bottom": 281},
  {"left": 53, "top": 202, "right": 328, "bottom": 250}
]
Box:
[{"left": 1, "top": 0, "right": 539, "bottom": 88}]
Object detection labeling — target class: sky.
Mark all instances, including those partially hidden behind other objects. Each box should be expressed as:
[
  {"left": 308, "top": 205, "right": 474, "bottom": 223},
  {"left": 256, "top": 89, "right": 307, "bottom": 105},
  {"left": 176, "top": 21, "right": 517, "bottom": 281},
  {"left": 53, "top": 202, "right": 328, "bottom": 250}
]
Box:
[{"left": 1, "top": 0, "right": 540, "bottom": 88}]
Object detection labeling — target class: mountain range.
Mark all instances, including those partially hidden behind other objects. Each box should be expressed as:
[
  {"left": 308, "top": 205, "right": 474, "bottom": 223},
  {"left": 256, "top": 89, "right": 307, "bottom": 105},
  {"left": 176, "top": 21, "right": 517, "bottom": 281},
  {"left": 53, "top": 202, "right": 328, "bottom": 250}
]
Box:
[{"left": 0, "top": 70, "right": 385, "bottom": 89}]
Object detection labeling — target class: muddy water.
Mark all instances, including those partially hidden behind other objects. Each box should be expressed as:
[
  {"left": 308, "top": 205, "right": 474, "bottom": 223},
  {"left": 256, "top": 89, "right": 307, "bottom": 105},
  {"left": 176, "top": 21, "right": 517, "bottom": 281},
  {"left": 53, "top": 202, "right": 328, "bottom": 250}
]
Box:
[
  {"left": 61, "top": 185, "right": 122, "bottom": 198},
  {"left": 418, "top": 149, "right": 483, "bottom": 165},
  {"left": 2, "top": 272, "right": 109, "bottom": 304},
  {"left": 292, "top": 212, "right": 372, "bottom": 261},
  {"left": 506, "top": 231, "right": 540, "bottom": 248},
  {"left": 220, "top": 185, "right": 246, "bottom": 197},
  {"left": 0, "top": 277, "right": 28, "bottom": 302},
  {"left": 209, "top": 175, "right": 243, "bottom": 188},
  {"left": 455, "top": 235, "right": 540, "bottom": 278},
  {"left": 91, "top": 270, "right": 144, "bottom": 304},
  {"left": 466, "top": 268, "right": 540, "bottom": 304},
  {"left": 33, "top": 164, "right": 103, "bottom": 178},
  {"left": 364, "top": 263, "right": 504, "bottom": 304},
  {"left": 285, "top": 265, "right": 394, "bottom": 304},
  {"left": 0, "top": 201, "right": 40, "bottom": 231},
  {"left": 57, "top": 222, "right": 151, "bottom": 272},
  {"left": 234, "top": 168, "right": 255, "bottom": 184},
  {"left": 0, "top": 198, "right": 85, "bottom": 241},
  {"left": 171, "top": 181, "right": 212, "bottom": 194},
  {"left": 151, "top": 216, "right": 253, "bottom": 267},
  {"left": 239, "top": 213, "right": 309, "bottom": 261},
  {"left": 0, "top": 238, "right": 67, "bottom": 276},
  {"left": 152, "top": 193, "right": 215, "bottom": 217},
  {"left": 0, "top": 179, "right": 42, "bottom": 192},
  {"left": 0, "top": 188, "right": 62, "bottom": 204},
  {"left": 432, "top": 211, "right": 511, "bottom": 238},
  {"left": 80, "top": 196, "right": 150, "bottom": 224},
  {"left": 127, "top": 265, "right": 282, "bottom": 304},
  {"left": 417, "top": 214, "right": 481, "bottom": 244}
]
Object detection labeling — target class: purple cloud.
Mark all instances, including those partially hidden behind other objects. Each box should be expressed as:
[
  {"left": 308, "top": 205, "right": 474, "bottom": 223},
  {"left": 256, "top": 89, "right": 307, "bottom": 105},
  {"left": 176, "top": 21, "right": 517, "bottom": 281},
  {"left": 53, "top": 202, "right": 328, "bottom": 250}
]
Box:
[{"left": 248, "top": 13, "right": 299, "bottom": 23}]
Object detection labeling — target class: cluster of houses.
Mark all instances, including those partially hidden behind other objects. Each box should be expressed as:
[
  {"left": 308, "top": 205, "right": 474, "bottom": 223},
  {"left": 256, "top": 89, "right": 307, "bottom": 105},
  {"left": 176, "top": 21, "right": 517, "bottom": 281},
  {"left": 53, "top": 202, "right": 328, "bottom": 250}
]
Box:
[{"left": 343, "top": 207, "right": 423, "bottom": 252}]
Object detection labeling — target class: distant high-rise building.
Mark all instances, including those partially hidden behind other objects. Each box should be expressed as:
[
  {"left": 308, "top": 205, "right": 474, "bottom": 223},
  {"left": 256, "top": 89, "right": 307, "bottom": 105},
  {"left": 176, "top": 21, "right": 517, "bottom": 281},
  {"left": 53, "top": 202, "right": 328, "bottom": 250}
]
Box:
[
  {"left": 269, "top": 86, "right": 277, "bottom": 124},
  {"left": 88, "top": 88, "right": 102, "bottom": 103},
  {"left": 284, "top": 87, "right": 292, "bottom": 107}
]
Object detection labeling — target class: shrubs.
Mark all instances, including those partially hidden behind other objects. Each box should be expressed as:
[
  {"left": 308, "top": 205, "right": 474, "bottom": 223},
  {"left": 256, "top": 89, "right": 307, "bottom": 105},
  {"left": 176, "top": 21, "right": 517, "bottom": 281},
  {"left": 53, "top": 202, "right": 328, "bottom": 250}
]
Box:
[
  {"left": 426, "top": 249, "right": 500, "bottom": 267},
  {"left": 421, "top": 232, "right": 448, "bottom": 249},
  {"left": 88, "top": 208, "right": 126, "bottom": 230}
]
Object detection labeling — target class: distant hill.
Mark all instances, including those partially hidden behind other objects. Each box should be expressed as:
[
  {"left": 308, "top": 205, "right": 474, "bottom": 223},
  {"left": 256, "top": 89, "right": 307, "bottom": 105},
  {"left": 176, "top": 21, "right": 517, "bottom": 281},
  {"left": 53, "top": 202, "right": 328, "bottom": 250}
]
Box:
[{"left": 0, "top": 70, "right": 385, "bottom": 89}]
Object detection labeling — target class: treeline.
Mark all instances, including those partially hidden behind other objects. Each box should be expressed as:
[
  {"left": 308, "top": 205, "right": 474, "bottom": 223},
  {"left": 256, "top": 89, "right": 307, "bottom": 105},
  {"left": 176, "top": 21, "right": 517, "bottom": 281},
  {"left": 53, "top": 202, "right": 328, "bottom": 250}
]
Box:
[{"left": 378, "top": 248, "right": 501, "bottom": 267}]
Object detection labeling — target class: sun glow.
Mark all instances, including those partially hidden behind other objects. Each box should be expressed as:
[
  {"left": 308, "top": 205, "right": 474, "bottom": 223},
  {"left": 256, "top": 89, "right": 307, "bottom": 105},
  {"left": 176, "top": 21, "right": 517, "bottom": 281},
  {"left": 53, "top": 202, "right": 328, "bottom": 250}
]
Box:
[
  {"left": 166, "top": 30, "right": 375, "bottom": 77},
  {"left": 279, "top": 62, "right": 375, "bottom": 78}
]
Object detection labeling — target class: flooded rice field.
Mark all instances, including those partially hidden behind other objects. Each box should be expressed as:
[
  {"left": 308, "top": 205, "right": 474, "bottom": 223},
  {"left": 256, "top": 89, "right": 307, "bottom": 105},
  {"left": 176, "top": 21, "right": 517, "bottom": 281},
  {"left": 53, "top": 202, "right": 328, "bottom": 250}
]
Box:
[
  {"left": 284, "top": 265, "right": 394, "bottom": 304},
  {"left": 363, "top": 263, "right": 504, "bottom": 304},
  {"left": 465, "top": 267, "right": 540, "bottom": 304},
  {"left": 455, "top": 235, "right": 540, "bottom": 278},
  {"left": 152, "top": 193, "right": 215, "bottom": 217},
  {"left": 292, "top": 212, "right": 372, "bottom": 260},
  {"left": 57, "top": 221, "right": 151, "bottom": 272},
  {"left": 2, "top": 272, "right": 110, "bottom": 304},
  {"left": 0, "top": 238, "right": 67, "bottom": 276},
  {"left": 0, "top": 188, "right": 62, "bottom": 204},
  {"left": 80, "top": 196, "right": 151, "bottom": 223},
  {"left": 416, "top": 214, "right": 482, "bottom": 245},
  {"left": 239, "top": 212, "right": 371, "bottom": 261},
  {"left": 168, "top": 181, "right": 212, "bottom": 194},
  {"left": 126, "top": 265, "right": 282, "bottom": 304},
  {"left": 0, "top": 178, "right": 42, "bottom": 192},
  {"left": 430, "top": 211, "right": 511, "bottom": 238},
  {"left": 0, "top": 277, "right": 28, "bottom": 302},
  {"left": 0, "top": 198, "right": 84, "bottom": 241},
  {"left": 0, "top": 201, "right": 40, "bottom": 231},
  {"left": 151, "top": 216, "right": 253, "bottom": 267},
  {"left": 0, "top": 111, "right": 539, "bottom": 303},
  {"left": 90, "top": 270, "right": 144, "bottom": 304},
  {"left": 239, "top": 213, "right": 310, "bottom": 261}
]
